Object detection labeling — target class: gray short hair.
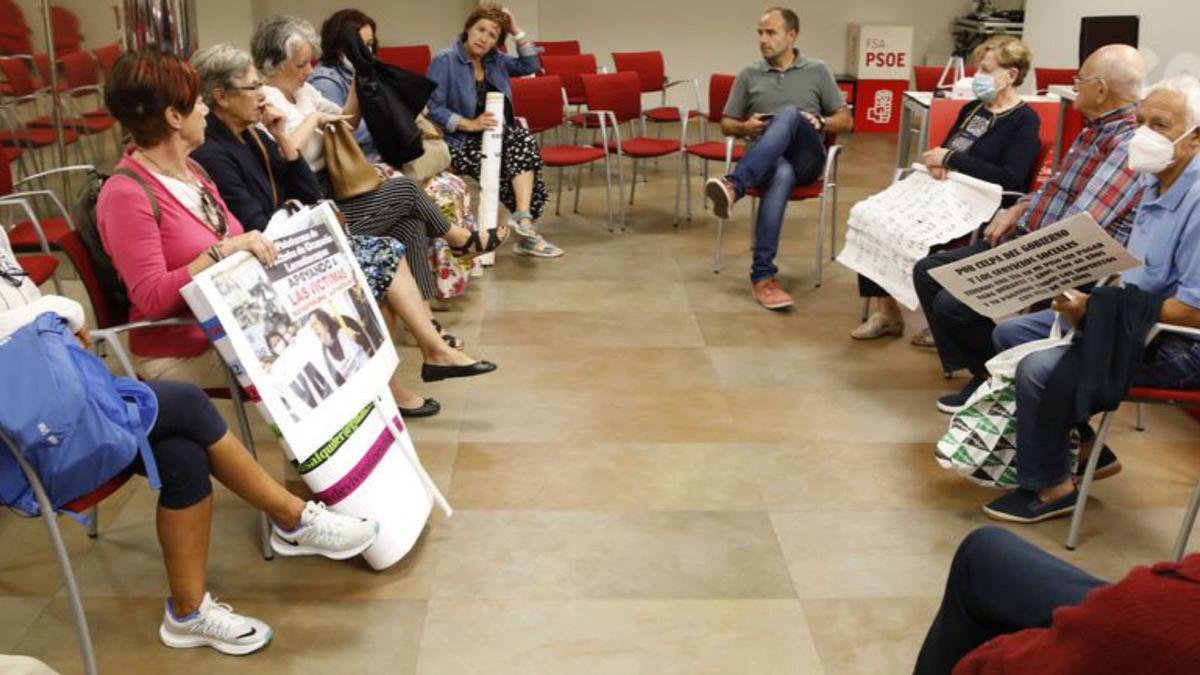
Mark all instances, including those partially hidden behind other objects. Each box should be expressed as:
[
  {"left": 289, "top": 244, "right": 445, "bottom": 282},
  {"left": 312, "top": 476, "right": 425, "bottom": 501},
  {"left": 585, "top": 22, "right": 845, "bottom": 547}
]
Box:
[
  {"left": 1144, "top": 75, "right": 1200, "bottom": 130},
  {"left": 1089, "top": 44, "right": 1146, "bottom": 103},
  {"left": 251, "top": 15, "right": 320, "bottom": 77},
  {"left": 191, "top": 43, "right": 254, "bottom": 106}
]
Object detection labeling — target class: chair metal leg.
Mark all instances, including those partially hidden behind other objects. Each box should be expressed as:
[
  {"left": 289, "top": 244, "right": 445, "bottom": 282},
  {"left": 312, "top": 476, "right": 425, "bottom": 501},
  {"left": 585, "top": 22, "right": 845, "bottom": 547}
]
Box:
[
  {"left": 815, "top": 190, "right": 829, "bottom": 287},
  {"left": 5, "top": 439, "right": 98, "bottom": 675},
  {"left": 713, "top": 218, "right": 725, "bottom": 273},
  {"left": 629, "top": 157, "right": 638, "bottom": 205},
  {"left": 86, "top": 505, "right": 98, "bottom": 538},
  {"left": 224, "top": 366, "right": 274, "bottom": 561},
  {"left": 1172, "top": 472, "right": 1200, "bottom": 560},
  {"left": 1136, "top": 403, "right": 1145, "bottom": 431},
  {"left": 702, "top": 159, "right": 710, "bottom": 211},
  {"left": 1067, "top": 411, "right": 1115, "bottom": 550},
  {"left": 685, "top": 152, "right": 693, "bottom": 222},
  {"left": 615, "top": 153, "right": 627, "bottom": 231},
  {"left": 830, "top": 184, "right": 839, "bottom": 260},
  {"left": 674, "top": 152, "right": 686, "bottom": 226},
  {"left": 602, "top": 153, "right": 615, "bottom": 233},
  {"left": 555, "top": 165, "right": 564, "bottom": 216},
  {"left": 573, "top": 163, "right": 584, "bottom": 214}
]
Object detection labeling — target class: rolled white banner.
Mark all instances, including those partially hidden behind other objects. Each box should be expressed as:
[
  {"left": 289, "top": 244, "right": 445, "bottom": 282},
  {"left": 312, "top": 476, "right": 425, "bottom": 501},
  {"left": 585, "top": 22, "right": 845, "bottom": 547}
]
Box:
[{"left": 476, "top": 91, "right": 506, "bottom": 234}]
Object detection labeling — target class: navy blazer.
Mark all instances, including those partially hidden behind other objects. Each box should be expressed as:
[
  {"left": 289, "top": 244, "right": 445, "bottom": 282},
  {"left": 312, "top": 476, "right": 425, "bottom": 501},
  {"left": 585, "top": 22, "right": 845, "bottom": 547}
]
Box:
[{"left": 192, "top": 113, "right": 321, "bottom": 232}]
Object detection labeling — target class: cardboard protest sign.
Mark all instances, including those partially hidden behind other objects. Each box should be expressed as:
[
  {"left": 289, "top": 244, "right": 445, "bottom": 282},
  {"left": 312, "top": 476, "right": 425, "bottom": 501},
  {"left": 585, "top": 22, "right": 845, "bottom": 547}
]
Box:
[
  {"left": 928, "top": 213, "right": 1141, "bottom": 319},
  {"left": 182, "top": 203, "right": 447, "bottom": 569},
  {"left": 837, "top": 165, "right": 1002, "bottom": 309}
]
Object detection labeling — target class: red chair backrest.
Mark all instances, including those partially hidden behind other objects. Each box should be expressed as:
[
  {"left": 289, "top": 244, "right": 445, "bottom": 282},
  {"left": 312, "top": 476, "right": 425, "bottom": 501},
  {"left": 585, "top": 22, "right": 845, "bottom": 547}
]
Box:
[
  {"left": 511, "top": 75, "right": 565, "bottom": 133},
  {"left": 913, "top": 66, "right": 945, "bottom": 92},
  {"left": 91, "top": 43, "right": 122, "bottom": 78},
  {"left": 1035, "top": 67, "right": 1077, "bottom": 93},
  {"left": 536, "top": 40, "right": 581, "bottom": 56},
  {"left": 376, "top": 45, "right": 432, "bottom": 75},
  {"left": 0, "top": 0, "right": 31, "bottom": 55},
  {"left": 0, "top": 57, "right": 38, "bottom": 96},
  {"left": 33, "top": 53, "right": 53, "bottom": 88},
  {"left": 540, "top": 53, "right": 597, "bottom": 105},
  {"left": 50, "top": 6, "right": 82, "bottom": 55},
  {"left": 58, "top": 229, "right": 128, "bottom": 329},
  {"left": 926, "top": 98, "right": 972, "bottom": 148},
  {"left": 707, "top": 73, "right": 736, "bottom": 123},
  {"left": 59, "top": 50, "right": 100, "bottom": 89},
  {"left": 581, "top": 71, "right": 642, "bottom": 124},
  {"left": 611, "top": 51, "right": 665, "bottom": 94}
]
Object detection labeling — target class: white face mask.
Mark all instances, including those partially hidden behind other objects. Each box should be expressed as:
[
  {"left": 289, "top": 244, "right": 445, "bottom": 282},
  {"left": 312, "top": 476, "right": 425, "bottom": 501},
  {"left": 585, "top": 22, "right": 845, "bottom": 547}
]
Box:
[{"left": 1128, "top": 124, "right": 1197, "bottom": 174}]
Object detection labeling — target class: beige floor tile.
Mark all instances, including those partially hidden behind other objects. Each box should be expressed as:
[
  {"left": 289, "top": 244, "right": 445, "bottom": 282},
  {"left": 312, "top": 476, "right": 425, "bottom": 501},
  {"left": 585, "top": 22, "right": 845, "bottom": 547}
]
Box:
[
  {"left": 755, "top": 443, "right": 995, "bottom": 511},
  {"left": 770, "top": 510, "right": 1132, "bottom": 599},
  {"left": 451, "top": 442, "right": 766, "bottom": 511},
  {"left": 458, "top": 386, "right": 738, "bottom": 443},
  {"left": 483, "top": 250, "right": 683, "bottom": 282},
  {"left": 802, "top": 597, "right": 941, "bottom": 675},
  {"left": 416, "top": 599, "right": 823, "bottom": 675},
  {"left": 480, "top": 311, "right": 707, "bottom": 348},
  {"left": 707, "top": 347, "right": 953, "bottom": 390},
  {"left": 1088, "top": 507, "right": 1198, "bottom": 567},
  {"left": 431, "top": 511, "right": 795, "bottom": 600},
  {"left": 465, "top": 346, "right": 723, "bottom": 394},
  {"left": 0, "top": 596, "right": 50, "bottom": 652},
  {"left": 480, "top": 280, "right": 693, "bottom": 313},
  {"left": 726, "top": 388, "right": 952, "bottom": 444},
  {"left": 14, "top": 597, "right": 426, "bottom": 675}
]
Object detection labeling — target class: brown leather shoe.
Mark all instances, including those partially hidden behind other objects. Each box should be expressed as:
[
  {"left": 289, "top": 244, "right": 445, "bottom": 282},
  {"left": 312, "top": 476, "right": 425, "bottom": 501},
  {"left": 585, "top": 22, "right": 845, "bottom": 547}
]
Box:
[{"left": 752, "top": 277, "right": 794, "bottom": 310}]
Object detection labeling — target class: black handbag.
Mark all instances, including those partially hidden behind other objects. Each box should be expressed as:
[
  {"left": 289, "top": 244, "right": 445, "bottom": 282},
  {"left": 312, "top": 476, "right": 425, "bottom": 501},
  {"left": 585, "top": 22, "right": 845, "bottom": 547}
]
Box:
[{"left": 345, "top": 28, "right": 436, "bottom": 167}]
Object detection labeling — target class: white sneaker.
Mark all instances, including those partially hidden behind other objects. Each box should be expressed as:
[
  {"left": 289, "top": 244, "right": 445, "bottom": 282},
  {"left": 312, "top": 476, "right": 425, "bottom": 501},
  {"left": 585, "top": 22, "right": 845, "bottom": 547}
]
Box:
[
  {"left": 159, "top": 593, "right": 272, "bottom": 656},
  {"left": 269, "top": 501, "right": 378, "bottom": 560}
]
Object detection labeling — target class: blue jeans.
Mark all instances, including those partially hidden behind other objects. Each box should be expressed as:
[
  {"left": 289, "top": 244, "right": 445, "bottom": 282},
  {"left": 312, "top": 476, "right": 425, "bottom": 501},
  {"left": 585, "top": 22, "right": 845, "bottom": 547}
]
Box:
[
  {"left": 725, "top": 106, "right": 826, "bottom": 282},
  {"left": 995, "top": 310, "right": 1200, "bottom": 489},
  {"left": 913, "top": 527, "right": 1105, "bottom": 674}
]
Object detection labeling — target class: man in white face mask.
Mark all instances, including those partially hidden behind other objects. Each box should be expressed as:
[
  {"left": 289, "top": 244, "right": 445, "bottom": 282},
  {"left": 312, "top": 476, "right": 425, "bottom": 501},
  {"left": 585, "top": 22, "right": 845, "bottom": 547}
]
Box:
[{"left": 981, "top": 75, "right": 1200, "bottom": 524}]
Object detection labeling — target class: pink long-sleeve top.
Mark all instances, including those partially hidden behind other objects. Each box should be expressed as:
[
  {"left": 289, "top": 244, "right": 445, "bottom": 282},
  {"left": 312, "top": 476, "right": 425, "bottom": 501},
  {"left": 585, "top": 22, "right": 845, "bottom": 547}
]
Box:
[{"left": 96, "top": 151, "right": 244, "bottom": 358}]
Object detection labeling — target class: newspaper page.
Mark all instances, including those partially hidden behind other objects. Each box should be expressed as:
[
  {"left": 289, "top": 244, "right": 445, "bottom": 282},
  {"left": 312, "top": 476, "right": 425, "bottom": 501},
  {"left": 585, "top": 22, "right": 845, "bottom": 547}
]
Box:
[
  {"left": 837, "top": 165, "right": 1003, "bottom": 309},
  {"left": 927, "top": 212, "right": 1141, "bottom": 319}
]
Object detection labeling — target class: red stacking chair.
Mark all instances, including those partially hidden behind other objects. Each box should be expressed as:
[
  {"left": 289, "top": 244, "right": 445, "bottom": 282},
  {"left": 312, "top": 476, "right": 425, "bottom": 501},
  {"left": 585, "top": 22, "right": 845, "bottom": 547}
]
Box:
[
  {"left": 91, "top": 43, "right": 122, "bottom": 79},
  {"left": 511, "top": 75, "right": 622, "bottom": 231},
  {"left": 50, "top": 6, "right": 83, "bottom": 55},
  {"left": 57, "top": 50, "right": 120, "bottom": 156},
  {"left": 611, "top": 51, "right": 701, "bottom": 139},
  {"left": 0, "top": 0, "right": 32, "bottom": 57},
  {"left": 535, "top": 40, "right": 581, "bottom": 56},
  {"left": 1067, "top": 322, "right": 1200, "bottom": 558},
  {"left": 580, "top": 71, "right": 687, "bottom": 219},
  {"left": 0, "top": 159, "right": 63, "bottom": 294},
  {"left": 1, "top": 153, "right": 93, "bottom": 259},
  {"left": 712, "top": 131, "right": 843, "bottom": 286},
  {"left": 675, "top": 74, "right": 745, "bottom": 223},
  {"left": 376, "top": 44, "right": 432, "bottom": 75},
  {"left": 1035, "top": 67, "right": 1077, "bottom": 95},
  {"left": 542, "top": 53, "right": 599, "bottom": 109},
  {"left": 0, "top": 57, "right": 88, "bottom": 169}
]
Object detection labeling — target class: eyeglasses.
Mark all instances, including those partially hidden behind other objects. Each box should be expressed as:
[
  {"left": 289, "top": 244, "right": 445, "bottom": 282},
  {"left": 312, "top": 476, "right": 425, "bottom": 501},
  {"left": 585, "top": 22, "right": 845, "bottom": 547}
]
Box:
[
  {"left": 1072, "top": 75, "right": 1103, "bottom": 88},
  {"left": 227, "top": 82, "right": 264, "bottom": 94},
  {"left": 198, "top": 186, "right": 229, "bottom": 237}
]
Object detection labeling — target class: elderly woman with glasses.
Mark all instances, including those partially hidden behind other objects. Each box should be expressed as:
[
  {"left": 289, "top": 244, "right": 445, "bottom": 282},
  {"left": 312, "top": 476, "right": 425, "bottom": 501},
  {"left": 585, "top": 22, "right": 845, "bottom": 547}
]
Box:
[
  {"left": 251, "top": 14, "right": 509, "bottom": 303},
  {"left": 189, "top": 43, "right": 497, "bottom": 414}
]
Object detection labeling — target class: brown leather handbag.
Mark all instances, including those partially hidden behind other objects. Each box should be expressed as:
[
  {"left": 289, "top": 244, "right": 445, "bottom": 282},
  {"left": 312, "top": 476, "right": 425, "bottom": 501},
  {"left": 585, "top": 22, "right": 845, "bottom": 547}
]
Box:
[
  {"left": 322, "top": 121, "right": 384, "bottom": 200},
  {"left": 401, "top": 115, "right": 452, "bottom": 183}
]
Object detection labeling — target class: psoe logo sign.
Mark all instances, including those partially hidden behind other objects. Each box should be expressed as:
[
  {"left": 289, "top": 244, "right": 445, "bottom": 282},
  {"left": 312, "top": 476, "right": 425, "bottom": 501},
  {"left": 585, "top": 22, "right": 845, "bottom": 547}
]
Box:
[{"left": 867, "top": 89, "right": 894, "bottom": 124}]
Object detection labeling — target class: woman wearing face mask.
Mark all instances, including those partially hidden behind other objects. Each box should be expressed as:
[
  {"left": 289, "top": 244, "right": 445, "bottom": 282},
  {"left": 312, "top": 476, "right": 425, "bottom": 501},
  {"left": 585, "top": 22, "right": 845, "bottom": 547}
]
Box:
[
  {"left": 852, "top": 36, "right": 1042, "bottom": 342},
  {"left": 426, "top": 3, "right": 563, "bottom": 258}
]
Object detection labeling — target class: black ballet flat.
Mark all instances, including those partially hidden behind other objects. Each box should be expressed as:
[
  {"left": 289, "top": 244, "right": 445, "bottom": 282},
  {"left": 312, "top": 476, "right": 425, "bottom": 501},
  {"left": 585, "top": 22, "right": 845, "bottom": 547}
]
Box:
[
  {"left": 398, "top": 398, "right": 441, "bottom": 418},
  {"left": 421, "top": 360, "right": 498, "bottom": 383}
]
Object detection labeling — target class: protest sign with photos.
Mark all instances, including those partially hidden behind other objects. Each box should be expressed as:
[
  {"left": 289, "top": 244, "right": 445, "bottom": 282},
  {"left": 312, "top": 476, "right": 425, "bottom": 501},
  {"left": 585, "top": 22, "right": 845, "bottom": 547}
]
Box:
[
  {"left": 182, "top": 202, "right": 447, "bottom": 568},
  {"left": 837, "top": 164, "right": 1002, "bottom": 309},
  {"left": 927, "top": 213, "right": 1142, "bottom": 319}
]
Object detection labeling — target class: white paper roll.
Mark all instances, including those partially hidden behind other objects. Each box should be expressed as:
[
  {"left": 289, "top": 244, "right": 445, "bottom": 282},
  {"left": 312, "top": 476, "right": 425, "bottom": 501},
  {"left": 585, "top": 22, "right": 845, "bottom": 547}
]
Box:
[{"left": 476, "top": 91, "right": 506, "bottom": 232}]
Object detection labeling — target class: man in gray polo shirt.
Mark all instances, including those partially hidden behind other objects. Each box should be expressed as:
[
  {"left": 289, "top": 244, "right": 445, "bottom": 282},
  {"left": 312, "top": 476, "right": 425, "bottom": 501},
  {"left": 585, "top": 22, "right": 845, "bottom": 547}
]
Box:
[{"left": 706, "top": 6, "right": 853, "bottom": 310}]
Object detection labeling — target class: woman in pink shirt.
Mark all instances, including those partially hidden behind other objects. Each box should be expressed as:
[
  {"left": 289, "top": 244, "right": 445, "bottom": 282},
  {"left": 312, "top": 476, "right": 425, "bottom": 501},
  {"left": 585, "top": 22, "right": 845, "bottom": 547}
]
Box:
[{"left": 97, "top": 50, "right": 275, "bottom": 388}]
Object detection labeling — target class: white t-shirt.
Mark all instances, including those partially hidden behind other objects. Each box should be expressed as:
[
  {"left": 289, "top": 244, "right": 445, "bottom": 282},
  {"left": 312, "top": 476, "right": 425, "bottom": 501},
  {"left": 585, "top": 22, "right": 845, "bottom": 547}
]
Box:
[
  {"left": 151, "top": 171, "right": 207, "bottom": 222},
  {"left": 262, "top": 82, "right": 342, "bottom": 173},
  {"left": 0, "top": 228, "right": 85, "bottom": 340}
]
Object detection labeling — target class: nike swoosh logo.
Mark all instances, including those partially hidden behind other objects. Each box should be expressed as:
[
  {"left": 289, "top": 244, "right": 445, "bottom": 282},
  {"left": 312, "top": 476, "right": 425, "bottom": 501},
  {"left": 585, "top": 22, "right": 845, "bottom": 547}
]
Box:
[
  {"left": 277, "top": 536, "right": 301, "bottom": 546},
  {"left": 238, "top": 628, "right": 258, "bottom": 639}
]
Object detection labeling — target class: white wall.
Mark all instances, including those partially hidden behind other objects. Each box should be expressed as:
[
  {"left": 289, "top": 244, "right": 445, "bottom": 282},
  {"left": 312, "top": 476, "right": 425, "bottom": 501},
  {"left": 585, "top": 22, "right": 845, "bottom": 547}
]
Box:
[
  {"left": 248, "top": 0, "right": 477, "bottom": 50},
  {"left": 1023, "top": 0, "right": 1200, "bottom": 80},
  {"left": 195, "top": 0, "right": 256, "bottom": 52},
  {"left": 535, "top": 0, "right": 972, "bottom": 108}
]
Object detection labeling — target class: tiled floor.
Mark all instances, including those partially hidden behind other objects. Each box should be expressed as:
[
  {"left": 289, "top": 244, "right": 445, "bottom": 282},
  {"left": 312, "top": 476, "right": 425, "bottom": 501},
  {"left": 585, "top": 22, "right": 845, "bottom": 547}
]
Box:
[{"left": 3, "top": 132, "right": 1199, "bottom": 674}]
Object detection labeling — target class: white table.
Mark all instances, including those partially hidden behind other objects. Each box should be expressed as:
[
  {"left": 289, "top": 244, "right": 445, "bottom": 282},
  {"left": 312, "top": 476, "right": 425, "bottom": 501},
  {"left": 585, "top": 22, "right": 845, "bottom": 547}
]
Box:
[{"left": 1047, "top": 84, "right": 1077, "bottom": 170}]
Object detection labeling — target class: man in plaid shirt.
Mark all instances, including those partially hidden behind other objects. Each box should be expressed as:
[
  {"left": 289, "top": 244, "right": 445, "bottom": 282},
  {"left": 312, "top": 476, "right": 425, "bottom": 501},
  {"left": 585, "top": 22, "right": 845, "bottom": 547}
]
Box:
[{"left": 913, "top": 44, "right": 1147, "bottom": 413}]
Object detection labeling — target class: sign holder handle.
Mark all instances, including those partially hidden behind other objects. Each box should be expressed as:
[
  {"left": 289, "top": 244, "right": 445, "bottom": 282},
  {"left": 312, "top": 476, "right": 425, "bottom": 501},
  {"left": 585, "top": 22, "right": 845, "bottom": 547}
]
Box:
[{"left": 374, "top": 392, "right": 453, "bottom": 518}]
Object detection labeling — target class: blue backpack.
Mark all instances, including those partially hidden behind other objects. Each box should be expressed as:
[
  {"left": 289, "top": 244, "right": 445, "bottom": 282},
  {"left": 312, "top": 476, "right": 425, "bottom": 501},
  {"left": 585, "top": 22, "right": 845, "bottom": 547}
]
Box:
[{"left": 0, "top": 312, "right": 160, "bottom": 519}]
